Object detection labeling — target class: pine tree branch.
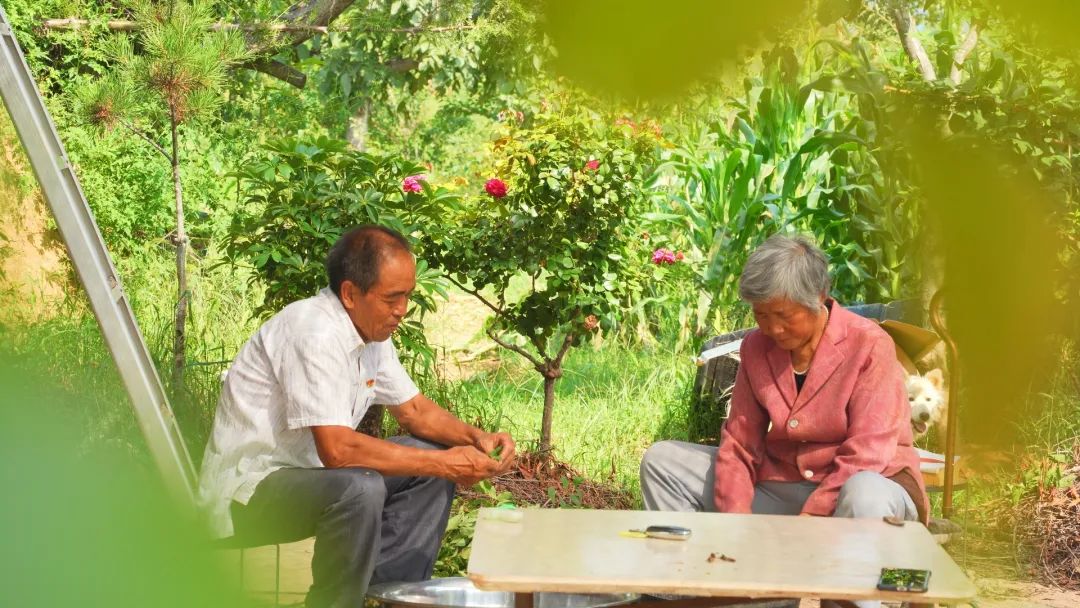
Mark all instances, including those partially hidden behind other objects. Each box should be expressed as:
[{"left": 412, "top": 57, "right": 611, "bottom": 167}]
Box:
[
  {"left": 118, "top": 119, "right": 172, "bottom": 162},
  {"left": 41, "top": 17, "right": 475, "bottom": 35},
  {"left": 42, "top": 7, "right": 473, "bottom": 88},
  {"left": 245, "top": 58, "right": 307, "bottom": 89},
  {"left": 41, "top": 18, "right": 330, "bottom": 33}
]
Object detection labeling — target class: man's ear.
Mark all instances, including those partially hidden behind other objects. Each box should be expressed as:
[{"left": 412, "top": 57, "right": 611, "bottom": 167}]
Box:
[{"left": 338, "top": 281, "right": 358, "bottom": 310}]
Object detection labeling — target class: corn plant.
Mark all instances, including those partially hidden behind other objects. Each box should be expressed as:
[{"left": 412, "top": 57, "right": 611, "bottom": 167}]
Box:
[{"left": 644, "top": 43, "right": 920, "bottom": 337}]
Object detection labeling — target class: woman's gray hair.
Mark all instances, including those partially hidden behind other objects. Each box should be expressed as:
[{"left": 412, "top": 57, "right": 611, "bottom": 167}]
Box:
[{"left": 738, "top": 234, "right": 831, "bottom": 311}]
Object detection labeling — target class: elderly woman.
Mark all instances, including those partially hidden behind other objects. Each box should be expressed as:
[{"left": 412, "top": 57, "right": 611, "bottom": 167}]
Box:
[{"left": 640, "top": 235, "right": 927, "bottom": 606}]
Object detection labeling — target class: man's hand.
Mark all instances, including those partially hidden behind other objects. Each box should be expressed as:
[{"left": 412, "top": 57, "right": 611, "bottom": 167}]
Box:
[
  {"left": 442, "top": 445, "right": 507, "bottom": 486},
  {"left": 474, "top": 431, "right": 516, "bottom": 474}
]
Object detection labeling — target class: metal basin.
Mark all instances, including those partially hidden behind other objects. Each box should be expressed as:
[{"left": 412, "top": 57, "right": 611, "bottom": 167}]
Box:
[{"left": 368, "top": 577, "right": 639, "bottom": 608}]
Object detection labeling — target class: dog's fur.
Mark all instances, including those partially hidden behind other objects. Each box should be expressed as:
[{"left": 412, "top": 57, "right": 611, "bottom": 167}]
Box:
[{"left": 906, "top": 368, "right": 947, "bottom": 439}]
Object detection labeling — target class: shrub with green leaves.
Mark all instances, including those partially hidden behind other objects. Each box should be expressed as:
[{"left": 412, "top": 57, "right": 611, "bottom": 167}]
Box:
[
  {"left": 225, "top": 136, "right": 457, "bottom": 375},
  {"left": 423, "top": 101, "right": 660, "bottom": 452},
  {"left": 646, "top": 44, "right": 919, "bottom": 339}
]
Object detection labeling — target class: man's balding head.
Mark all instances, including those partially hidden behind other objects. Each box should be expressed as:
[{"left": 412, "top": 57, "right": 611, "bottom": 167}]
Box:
[{"left": 326, "top": 225, "right": 412, "bottom": 296}]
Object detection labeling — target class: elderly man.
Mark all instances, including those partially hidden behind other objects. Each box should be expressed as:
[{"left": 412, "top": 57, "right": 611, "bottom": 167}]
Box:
[{"left": 199, "top": 225, "right": 516, "bottom": 608}]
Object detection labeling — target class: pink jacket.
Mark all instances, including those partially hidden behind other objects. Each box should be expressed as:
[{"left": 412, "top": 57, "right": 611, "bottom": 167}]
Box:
[{"left": 714, "top": 302, "right": 929, "bottom": 521}]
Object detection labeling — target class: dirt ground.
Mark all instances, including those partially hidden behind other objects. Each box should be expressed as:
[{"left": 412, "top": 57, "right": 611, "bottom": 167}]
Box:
[
  {"left": 0, "top": 124, "right": 69, "bottom": 324},
  {"left": 423, "top": 289, "right": 500, "bottom": 381}
]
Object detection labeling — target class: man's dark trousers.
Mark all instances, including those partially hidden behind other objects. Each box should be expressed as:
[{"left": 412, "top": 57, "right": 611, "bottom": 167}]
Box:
[{"left": 230, "top": 436, "right": 456, "bottom": 608}]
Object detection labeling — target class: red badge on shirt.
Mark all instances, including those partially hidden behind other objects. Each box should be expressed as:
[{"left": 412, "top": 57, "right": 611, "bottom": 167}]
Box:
[{"left": 366, "top": 379, "right": 375, "bottom": 388}]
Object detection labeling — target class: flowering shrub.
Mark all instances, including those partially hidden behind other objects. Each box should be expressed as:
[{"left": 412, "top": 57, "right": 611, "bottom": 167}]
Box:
[
  {"left": 423, "top": 98, "right": 660, "bottom": 452},
  {"left": 226, "top": 137, "right": 460, "bottom": 377}
]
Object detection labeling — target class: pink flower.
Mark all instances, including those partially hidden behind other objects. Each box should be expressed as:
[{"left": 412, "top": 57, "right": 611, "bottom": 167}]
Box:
[
  {"left": 485, "top": 178, "right": 508, "bottom": 198},
  {"left": 651, "top": 248, "right": 677, "bottom": 265},
  {"left": 402, "top": 175, "right": 424, "bottom": 193},
  {"left": 675, "top": 251, "right": 685, "bottom": 261},
  {"left": 585, "top": 159, "right": 600, "bottom": 171}
]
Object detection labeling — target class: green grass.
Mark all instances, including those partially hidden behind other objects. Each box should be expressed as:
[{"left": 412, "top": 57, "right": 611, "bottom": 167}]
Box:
[
  {"left": 0, "top": 251, "right": 264, "bottom": 465},
  {"left": 934, "top": 337, "right": 1080, "bottom": 581},
  {"left": 1, "top": 313, "right": 148, "bottom": 459},
  {"left": 436, "top": 340, "right": 695, "bottom": 499}
]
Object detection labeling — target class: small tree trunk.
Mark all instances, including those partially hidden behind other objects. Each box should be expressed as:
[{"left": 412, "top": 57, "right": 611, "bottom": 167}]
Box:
[
  {"left": 357, "top": 404, "right": 385, "bottom": 437},
  {"left": 170, "top": 112, "right": 188, "bottom": 390},
  {"left": 345, "top": 98, "right": 371, "bottom": 152},
  {"left": 539, "top": 372, "right": 557, "bottom": 455}
]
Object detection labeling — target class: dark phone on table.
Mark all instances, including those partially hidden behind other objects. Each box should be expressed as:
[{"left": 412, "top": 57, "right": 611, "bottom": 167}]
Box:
[{"left": 876, "top": 567, "right": 931, "bottom": 593}]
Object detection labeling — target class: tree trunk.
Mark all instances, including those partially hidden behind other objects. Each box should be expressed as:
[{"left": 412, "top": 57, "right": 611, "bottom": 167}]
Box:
[
  {"left": 345, "top": 98, "right": 371, "bottom": 151},
  {"left": 357, "top": 404, "right": 385, "bottom": 437},
  {"left": 170, "top": 113, "right": 188, "bottom": 391},
  {"left": 539, "top": 373, "right": 556, "bottom": 455},
  {"left": 886, "top": 6, "right": 981, "bottom": 314}
]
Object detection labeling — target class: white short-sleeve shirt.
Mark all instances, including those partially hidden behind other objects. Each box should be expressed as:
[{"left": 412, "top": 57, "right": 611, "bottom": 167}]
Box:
[{"left": 198, "top": 288, "right": 419, "bottom": 537}]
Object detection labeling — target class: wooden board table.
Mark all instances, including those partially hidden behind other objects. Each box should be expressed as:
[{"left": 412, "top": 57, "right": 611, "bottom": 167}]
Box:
[{"left": 467, "top": 508, "right": 976, "bottom": 607}]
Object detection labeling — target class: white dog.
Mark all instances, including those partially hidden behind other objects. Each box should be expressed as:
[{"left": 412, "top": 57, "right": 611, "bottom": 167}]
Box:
[{"left": 906, "top": 368, "right": 947, "bottom": 438}]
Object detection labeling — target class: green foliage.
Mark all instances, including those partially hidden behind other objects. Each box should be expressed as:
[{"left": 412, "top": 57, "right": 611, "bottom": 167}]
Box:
[
  {"left": 61, "top": 119, "right": 174, "bottom": 254},
  {"left": 1006, "top": 448, "right": 1078, "bottom": 506},
  {"left": 423, "top": 97, "right": 662, "bottom": 448},
  {"left": 76, "top": 1, "right": 247, "bottom": 132},
  {"left": 5, "top": 0, "right": 114, "bottom": 94},
  {"left": 0, "top": 362, "right": 239, "bottom": 608},
  {"left": 298, "top": 0, "right": 547, "bottom": 144},
  {"left": 448, "top": 344, "right": 692, "bottom": 490},
  {"left": 226, "top": 136, "right": 456, "bottom": 374},
  {"left": 434, "top": 480, "right": 513, "bottom": 577},
  {"left": 645, "top": 44, "right": 919, "bottom": 341},
  {"left": 426, "top": 100, "right": 661, "bottom": 346},
  {"left": 541, "top": 0, "right": 805, "bottom": 100}
]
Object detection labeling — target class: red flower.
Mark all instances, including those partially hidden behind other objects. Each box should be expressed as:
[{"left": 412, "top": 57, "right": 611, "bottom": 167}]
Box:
[
  {"left": 675, "top": 251, "right": 685, "bottom": 261},
  {"left": 585, "top": 159, "right": 600, "bottom": 171},
  {"left": 485, "top": 178, "right": 508, "bottom": 198}
]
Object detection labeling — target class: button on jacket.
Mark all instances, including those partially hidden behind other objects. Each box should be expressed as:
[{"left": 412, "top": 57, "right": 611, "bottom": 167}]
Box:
[{"left": 713, "top": 302, "right": 929, "bottom": 521}]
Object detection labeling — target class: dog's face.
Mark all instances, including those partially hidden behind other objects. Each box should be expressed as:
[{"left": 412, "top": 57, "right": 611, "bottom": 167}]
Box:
[{"left": 906, "top": 368, "right": 946, "bottom": 437}]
